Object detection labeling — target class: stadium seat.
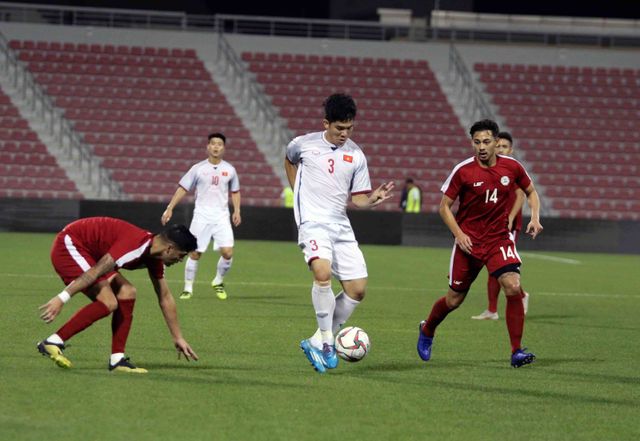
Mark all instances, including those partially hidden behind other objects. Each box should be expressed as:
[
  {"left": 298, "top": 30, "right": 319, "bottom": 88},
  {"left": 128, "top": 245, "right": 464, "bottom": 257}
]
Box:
[{"left": 479, "top": 61, "right": 640, "bottom": 220}]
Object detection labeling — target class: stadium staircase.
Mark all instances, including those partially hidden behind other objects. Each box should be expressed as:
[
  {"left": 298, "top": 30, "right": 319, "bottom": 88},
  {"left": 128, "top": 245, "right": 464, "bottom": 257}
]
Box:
[
  {"left": 476, "top": 62, "right": 640, "bottom": 221},
  {"left": 0, "top": 88, "right": 82, "bottom": 199},
  {"left": 9, "top": 40, "right": 283, "bottom": 206}
]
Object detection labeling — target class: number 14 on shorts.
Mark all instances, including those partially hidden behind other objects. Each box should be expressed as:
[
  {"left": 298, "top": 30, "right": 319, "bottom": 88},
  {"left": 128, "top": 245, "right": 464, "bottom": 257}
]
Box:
[{"left": 499, "top": 245, "right": 516, "bottom": 260}]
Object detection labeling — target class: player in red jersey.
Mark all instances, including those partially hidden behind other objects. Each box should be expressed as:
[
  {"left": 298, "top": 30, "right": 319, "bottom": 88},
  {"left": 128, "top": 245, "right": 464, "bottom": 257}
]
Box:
[
  {"left": 37, "top": 217, "right": 200, "bottom": 373},
  {"left": 417, "top": 120, "right": 543, "bottom": 367},
  {"left": 471, "top": 131, "right": 529, "bottom": 320}
]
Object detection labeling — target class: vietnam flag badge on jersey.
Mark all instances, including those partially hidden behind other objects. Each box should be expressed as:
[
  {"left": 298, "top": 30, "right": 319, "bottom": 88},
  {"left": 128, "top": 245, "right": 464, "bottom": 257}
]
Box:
[{"left": 343, "top": 154, "right": 353, "bottom": 163}]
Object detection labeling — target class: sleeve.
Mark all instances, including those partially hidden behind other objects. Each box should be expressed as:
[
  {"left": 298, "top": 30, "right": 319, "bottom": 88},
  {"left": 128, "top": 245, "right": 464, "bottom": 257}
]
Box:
[
  {"left": 229, "top": 166, "right": 240, "bottom": 192},
  {"left": 178, "top": 164, "right": 198, "bottom": 192},
  {"left": 350, "top": 152, "right": 372, "bottom": 195},
  {"left": 441, "top": 168, "right": 462, "bottom": 200},
  {"left": 286, "top": 137, "right": 302, "bottom": 164},
  {"left": 515, "top": 162, "right": 532, "bottom": 190}
]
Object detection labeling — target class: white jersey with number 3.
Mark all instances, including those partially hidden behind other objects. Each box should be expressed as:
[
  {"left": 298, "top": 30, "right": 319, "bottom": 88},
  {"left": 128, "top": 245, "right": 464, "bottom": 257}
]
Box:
[
  {"left": 179, "top": 159, "right": 240, "bottom": 223},
  {"left": 286, "top": 131, "right": 371, "bottom": 226}
]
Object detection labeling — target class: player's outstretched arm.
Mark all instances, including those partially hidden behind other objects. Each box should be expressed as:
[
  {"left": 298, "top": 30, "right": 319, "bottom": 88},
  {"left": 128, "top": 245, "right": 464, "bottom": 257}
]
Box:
[
  {"left": 523, "top": 183, "right": 543, "bottom": 239},
  {"left": 39, "top": 253, "right": 116, "bottom": 323},
  {"left": 352, "top": 181, "right": 395, "bottom": 208},
  {"left": 150, "top": 277, "right": 199, "bottom": 361},
  {"left": 161, "top": 186, "right": 188, "bottom": 225}
]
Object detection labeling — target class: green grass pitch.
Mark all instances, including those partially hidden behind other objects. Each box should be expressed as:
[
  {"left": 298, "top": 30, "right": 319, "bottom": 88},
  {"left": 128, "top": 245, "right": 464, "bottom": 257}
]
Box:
[{"left": 1, "top": 232, "right": 638, "bottom": 441}]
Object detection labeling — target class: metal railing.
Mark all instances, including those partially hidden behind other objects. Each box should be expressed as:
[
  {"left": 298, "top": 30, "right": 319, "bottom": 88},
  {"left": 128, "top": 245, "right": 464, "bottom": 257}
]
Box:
[
  {"left": 0, "top": 31, "right": 122, "bottom": 199},
  {"left": 2, "top": 2, "right": 640, "bottom": 47},
  {"left": 448, "top": 44, "right": 495, "bottom": 124},
  {"left": 216, "top": 31, "right": 292, "bottom": 161}
]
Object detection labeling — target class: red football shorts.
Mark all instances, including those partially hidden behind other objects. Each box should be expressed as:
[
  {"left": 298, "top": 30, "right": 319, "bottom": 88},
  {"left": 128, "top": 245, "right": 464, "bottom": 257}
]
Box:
[
  {"left": 50, "top": 232, "right": 117, "bottom": 289},
  {"left": 448, "top": 233, "right": 522, "bottom": 292}
]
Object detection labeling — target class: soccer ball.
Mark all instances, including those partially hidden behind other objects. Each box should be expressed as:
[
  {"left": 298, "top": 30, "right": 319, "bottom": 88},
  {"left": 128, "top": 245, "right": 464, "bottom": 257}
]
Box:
[{"left": 335, "top": 326, "right": 370, "bottom": 362}]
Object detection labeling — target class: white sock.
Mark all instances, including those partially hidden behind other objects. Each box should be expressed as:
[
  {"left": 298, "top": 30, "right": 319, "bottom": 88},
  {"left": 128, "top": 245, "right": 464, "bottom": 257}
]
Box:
[
  {"left": 311, "top": 283, "right": 335, "bottom": 345},
  {"left": 332, "top": 291, "right": 360, "bottom": 334},
  {"left": 46, "top": 333, "right": 64, "bottom": 345},
  {"left": 184, "top": 257, "right": 198, "bottom": 292},
  {"left": 110, "top": 352, "right": 124, "bottom": 365},
  {"left": 309, "top": 329, "right": 323, "bottom": 349},
  {"left": 212, "top": 257, "right": 232, "bottom": 285}
]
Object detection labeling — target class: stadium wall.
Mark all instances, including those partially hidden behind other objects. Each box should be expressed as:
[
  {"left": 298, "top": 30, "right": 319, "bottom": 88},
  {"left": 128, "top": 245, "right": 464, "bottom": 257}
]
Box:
[{"left": 1, "top": 199, "right": 638, "bottom": 254}]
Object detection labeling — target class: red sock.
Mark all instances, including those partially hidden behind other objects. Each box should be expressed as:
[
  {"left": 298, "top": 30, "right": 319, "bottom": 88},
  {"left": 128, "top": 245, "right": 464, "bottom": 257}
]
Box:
[
  {"left": 111, "top": 299, "right": 135, "bottom": 354},
  {"left": 57, "top": 300, "right": 111, "bottom": 342},
  {"left": 505, "top": 294, "right": 525, "bottom": 353},
  {"left": 487, "top": 276, "right": 500, "bottom": 313},
  {"left": 422, "top": 296, "right": 453, "bottom": 337}
]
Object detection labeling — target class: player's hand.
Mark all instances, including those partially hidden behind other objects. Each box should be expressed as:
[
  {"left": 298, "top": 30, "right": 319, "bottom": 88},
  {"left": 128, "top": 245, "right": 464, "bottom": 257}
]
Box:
[
  {"left": 526, "top": 220, "right": 543, "bottom": 239},
  {"left": 232, "top": 212, "right": 241, "bottom": 227},
  {"left": 369, "top": 181, "right": 395, "bottom": 207},
  {"left": 161, "top": 208, "right": 173, "bottom": 226},
  {"left": 455, "top": 233, "right": 473, "bottom": 254},
  {"left": 175, "top": 338, "right": 199, "bottom": 361},
  {"left": 39, "top": 296, "right": 64, "bottom": 324}
]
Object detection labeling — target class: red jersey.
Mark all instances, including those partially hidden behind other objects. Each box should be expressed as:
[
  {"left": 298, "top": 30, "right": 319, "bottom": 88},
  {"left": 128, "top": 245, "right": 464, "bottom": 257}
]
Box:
[
  {"left": 60, "top": 217, "right": 164, "bottom": 279},
  {"left": 441, "top": 155, "right": 531, "bottom": 246}
]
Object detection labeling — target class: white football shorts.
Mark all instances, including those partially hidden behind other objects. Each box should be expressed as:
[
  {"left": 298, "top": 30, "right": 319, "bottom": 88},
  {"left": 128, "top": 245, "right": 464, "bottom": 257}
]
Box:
[
  {"left": 298, "top": 221, "right": 367, "bottom": 280},
  {"left": 189, "top": 216, "right": 234, "bottom": 252}
]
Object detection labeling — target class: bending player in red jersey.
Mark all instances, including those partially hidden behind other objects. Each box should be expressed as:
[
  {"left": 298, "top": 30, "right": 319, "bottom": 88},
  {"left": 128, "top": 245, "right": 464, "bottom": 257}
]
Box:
[
  {"left": 471, "top": 131, "right": 529, "bottom": 320},
  {"left": 417, "top": 119, "right": 543, "bottom": 367},
  {"left": 37, "top": 217, "right": 200, "bottom": 373}
]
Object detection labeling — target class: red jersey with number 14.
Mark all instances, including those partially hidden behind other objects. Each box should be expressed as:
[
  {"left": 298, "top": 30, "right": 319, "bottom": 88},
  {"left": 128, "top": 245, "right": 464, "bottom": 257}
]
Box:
[{"left": 441, "top": 155, "right": 531, "bottom": 246}]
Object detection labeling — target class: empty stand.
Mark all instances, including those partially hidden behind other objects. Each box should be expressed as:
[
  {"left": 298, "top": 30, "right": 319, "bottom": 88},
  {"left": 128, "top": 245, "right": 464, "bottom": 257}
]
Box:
[
  {"left": 12, "top": 40, "right": 282, "bottom": 205},
  {"left": 0, "top": 89, "right": 82, "bottom": 199},
  {"left": 476, "top": 62, "right": 640, "bottom": 221},
  {"left": 244, "top": 51, "right": 468, "bottom": 212}
]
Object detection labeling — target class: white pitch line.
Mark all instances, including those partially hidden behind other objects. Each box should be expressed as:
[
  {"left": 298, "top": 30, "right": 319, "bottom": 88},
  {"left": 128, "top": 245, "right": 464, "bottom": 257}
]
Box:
[
  {"left": 533, "top": 291, "right": 636, "bottom": 299},
  {"left": 4, "top": 272, "right": 636, "bottom": 299},
  {"left": 520, "top": 252, "right": 581, "bottom": 264}
]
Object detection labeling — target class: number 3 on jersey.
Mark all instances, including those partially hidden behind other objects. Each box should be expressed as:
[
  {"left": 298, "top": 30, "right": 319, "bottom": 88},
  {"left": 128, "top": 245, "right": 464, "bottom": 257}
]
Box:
[{"left": 328, "top": 159, "right": 335, "bottom": 174}]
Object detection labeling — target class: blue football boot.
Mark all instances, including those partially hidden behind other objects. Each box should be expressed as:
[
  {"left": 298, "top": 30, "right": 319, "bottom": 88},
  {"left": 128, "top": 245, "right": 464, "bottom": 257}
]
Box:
[
  {"left": 300, "top": 339, "right": 326, "bottom": 373},
  {"left": 417, "top": 320, "right": 433, "bottom": 361},
  {"left": 511, "top": 348, "right": 536, "bottom": 368},
  {"left": 321, "top": 343, "right": 339, "bottom": 369}
]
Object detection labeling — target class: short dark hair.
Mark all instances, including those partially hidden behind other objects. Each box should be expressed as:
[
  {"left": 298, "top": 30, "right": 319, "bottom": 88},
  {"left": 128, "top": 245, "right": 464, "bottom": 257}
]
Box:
[
  {"left": 161, "top": 224, "right": 197, "bottom": 252},
  {"left": 405, "top": 178, "right": 414, "bottom": 184},
  {"left": 208, "top": 132, "right": 226, "bottom": 144},
  {"left": 469, "top": 119, "right": 499, "bottom": 138},
  {"left": 497, "top": 131, "right": 513, "bottom": 144},
  {"left": 323, "top": 93, "right": 357, "bottom": 123}
]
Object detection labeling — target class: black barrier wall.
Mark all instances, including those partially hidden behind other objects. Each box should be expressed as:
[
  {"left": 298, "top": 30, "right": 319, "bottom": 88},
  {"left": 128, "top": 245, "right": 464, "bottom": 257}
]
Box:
[{"left": 0, "top": 198, "right": 638, "bottom": 254}]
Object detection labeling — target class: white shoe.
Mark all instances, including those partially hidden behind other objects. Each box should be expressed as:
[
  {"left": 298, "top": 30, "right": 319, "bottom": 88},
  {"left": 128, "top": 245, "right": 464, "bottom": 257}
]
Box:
[
  {"left": 471, "top": 310, "right": 499, "bottom": 320},
  {"left": 522, "top": 291, "right": 529, "bottom": 315}
]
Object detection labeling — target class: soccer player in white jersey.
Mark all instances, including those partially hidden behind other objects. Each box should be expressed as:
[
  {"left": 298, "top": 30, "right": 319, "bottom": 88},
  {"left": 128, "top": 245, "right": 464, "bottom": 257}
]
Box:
[
  {"left": 161, "top": 132, "right": 241, "bottom": 300},
  {"left": 284, "top": 93, "right": 394, "bottom": 374}
]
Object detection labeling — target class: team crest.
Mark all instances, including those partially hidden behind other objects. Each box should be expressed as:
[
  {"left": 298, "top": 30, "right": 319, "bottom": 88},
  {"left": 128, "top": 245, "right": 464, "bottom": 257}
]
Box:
[
  {"left": 500, "top": 176, "right": 510, "bottom": 186},
  {"left": 222, "top": 171, "right": 228, "bottom": 176}
]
